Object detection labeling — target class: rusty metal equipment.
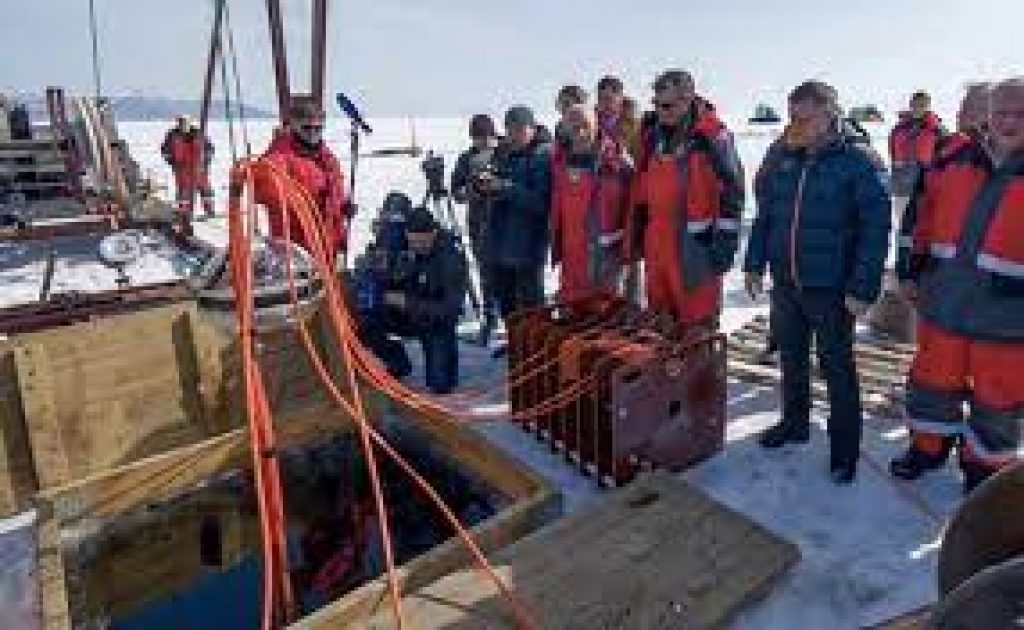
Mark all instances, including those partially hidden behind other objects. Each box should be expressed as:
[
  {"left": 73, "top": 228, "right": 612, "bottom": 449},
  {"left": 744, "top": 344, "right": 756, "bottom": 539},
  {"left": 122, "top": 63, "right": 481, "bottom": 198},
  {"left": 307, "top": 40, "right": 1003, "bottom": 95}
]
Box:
[
  {"left": 929, "top": 461, "right": 1024, "bottom": 628},
  {"left": 0, "top": 281, "right": 190, "bottom": 335},
  {"left": 507, "top": 293, "right": 727, "bottom": 486},
  {"left": 937, "top": 461, "right": 1024, "bottom": 596},
  {"left": 930, "top": 556, "right": 1024, "bottom": 629},
  {"left": 261, "top": 0, "right": 331, "bottom": 124}
]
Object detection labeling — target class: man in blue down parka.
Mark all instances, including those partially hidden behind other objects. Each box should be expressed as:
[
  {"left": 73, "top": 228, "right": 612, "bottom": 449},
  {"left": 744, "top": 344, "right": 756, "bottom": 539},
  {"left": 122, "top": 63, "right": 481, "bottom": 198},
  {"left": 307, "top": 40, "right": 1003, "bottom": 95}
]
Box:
[
  {"left": 479, "top": 105, "right": 553, "bottom": 323},
  {"left": 743, "top": 81, "right": 891, "bottom": 484}
]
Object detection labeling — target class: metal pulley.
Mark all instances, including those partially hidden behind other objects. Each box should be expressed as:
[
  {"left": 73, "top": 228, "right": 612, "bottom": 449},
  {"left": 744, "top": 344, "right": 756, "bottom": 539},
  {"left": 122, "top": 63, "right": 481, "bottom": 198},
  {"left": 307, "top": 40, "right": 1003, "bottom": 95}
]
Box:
[
  {"left": 98, "top": 230, "right": 144, "bottom": 267},
  {"left": 188, "top": 237, "right": 323, "bottom": 333},
  {"left": 97, "top": 229, "right": 144, "bottom": 288}
]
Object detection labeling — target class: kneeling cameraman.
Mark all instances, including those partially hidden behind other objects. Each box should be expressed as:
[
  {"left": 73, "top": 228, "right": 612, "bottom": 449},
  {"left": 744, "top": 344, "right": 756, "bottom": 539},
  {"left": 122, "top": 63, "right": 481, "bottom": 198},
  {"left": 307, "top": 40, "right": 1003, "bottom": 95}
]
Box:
[{"left": 356, "top": 205, "right": 467, "bottom": 394}]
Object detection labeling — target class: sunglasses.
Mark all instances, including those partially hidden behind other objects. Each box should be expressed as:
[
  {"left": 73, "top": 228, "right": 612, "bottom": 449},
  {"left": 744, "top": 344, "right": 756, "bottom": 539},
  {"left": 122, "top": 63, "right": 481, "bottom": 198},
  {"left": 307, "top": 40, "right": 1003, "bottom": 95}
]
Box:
[
  {"left": 300, "top": 124, "right": 324, "bottom": 132},
  {"left": 654, "top": 100, "right": 678, "bottom": 111}
]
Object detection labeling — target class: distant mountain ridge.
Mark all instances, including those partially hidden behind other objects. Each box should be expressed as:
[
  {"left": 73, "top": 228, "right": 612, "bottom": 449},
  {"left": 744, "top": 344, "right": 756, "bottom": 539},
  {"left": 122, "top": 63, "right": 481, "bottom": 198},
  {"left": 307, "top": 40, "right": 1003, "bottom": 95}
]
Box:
[{"left": 11, "top": 93, "right": 274, "bottom": 122}]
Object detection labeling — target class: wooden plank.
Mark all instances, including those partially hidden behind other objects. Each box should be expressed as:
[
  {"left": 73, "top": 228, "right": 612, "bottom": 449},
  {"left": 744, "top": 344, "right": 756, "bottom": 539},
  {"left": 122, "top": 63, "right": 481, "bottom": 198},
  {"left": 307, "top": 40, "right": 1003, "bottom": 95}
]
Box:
[
  {"left": 0, "top": 344, "right": 38, "bottom": 516},
  {"left": 727, "top": 339, "right": 903, "bottom": 394},
  {"left": 740, "top": 317, "right": 915, "bottom": 362},
  {"left": 727, "top": 319, "right": 909, "bottom": 415},
  {"left": 35, "top": 400, "right": 345, "bottom": 524},
  {"left": 13, "top": 304, "right": 208, "bottom": 489},
  {"left": 37, "top": 516, "right": 71, "bottom": 630},
  {"left": 352, "top": 473, "right": 798, "bottom": 630},
  {"left": 730, "top": 327, "right": 909, "bottom": 381},
  {"left": 726, "top": 356, "right": 894, "bottom": 415},
  {"left": 14, "top": 343, "right": 71, "bottom": 490}
]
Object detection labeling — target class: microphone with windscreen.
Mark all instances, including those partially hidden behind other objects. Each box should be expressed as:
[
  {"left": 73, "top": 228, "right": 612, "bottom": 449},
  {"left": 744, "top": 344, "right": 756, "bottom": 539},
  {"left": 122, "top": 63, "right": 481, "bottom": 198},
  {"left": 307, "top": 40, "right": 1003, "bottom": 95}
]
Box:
[{"left": 336, "top": 92, "right": 372, "bottom": 134}]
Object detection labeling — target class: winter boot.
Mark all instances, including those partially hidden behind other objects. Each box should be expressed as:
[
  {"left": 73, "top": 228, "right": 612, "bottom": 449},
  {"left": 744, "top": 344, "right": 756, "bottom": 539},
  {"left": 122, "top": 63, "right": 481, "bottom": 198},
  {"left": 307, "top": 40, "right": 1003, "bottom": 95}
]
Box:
[
  {"left": 961, "top": 461, "right": 995, "bottom": 496},
  {"left": 830, "top": 457, "right": 858, "bottom": 485},
  {"left": 758, "top": 420, "right": 810, "bottom": 449},
  {"left": 889, "top": 442, "right": 953, "bottom": 481}
]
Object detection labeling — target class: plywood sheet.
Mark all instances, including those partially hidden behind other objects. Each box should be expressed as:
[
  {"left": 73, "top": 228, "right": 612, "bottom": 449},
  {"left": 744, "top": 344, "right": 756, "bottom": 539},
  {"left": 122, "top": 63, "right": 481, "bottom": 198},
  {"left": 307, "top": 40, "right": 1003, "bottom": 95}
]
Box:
[
  {"left": 360, "top": 473, "right": 798, "bottom": 630},
  {"left": 14, "top": 304, "right": 208, "bottom": 489}
]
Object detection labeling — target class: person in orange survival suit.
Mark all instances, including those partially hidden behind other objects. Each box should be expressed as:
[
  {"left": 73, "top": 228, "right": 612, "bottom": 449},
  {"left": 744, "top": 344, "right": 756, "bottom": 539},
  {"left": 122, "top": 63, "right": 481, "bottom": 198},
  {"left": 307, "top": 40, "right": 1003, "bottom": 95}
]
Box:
[
  {"left": 891, "top": 80, "right": 1024, "bottom": 493},
  {"left": 550, "top": 105, "right": 631, "bottom": 301},
  {"left": 889, "top": 91, "right": 949, "bottom": 198},
  {"left": 888, "top": 91, "right": 948, "bottom": 257},
  {"left": 253, "top": 96, "right": 354, "bottom": 266},
  {"left": 625, "top": 69, "right": 745, "bottom": 332},
  {"left": 161, "top": 114, "right": 215, "bottom": 220}
]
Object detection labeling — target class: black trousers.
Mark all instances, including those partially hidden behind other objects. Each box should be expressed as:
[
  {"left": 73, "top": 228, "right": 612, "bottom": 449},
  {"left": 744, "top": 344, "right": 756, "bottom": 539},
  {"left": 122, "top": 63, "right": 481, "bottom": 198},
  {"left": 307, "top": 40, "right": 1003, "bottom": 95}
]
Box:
[
  {"left": 490, "top": 263, "right": 544, "bottom": 321},
  {"left": 359, "top": 309, "right": 459, "bottom": 395},
  {"left": 772, "top": 283, "right": 863, "bottom": 465}
]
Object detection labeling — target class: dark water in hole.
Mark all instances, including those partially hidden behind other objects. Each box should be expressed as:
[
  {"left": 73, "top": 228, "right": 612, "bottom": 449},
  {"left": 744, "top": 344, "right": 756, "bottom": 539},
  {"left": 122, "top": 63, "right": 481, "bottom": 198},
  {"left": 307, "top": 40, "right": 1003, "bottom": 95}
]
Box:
[{"left": 65, "top": 427, "right": 504, "bottom": 629}]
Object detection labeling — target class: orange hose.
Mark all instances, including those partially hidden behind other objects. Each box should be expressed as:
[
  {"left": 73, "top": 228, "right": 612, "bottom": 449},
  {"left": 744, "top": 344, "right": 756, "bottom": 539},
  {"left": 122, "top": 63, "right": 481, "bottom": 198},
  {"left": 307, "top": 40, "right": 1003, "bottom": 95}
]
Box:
[
  {"left": 242, "top": 158, "right": 537, "bottom": 628},
  {"left": 258, "top": 162, "right": 406, "bottom": 628},
  {"left": 226, "top": 170, "right": 291, "bottom": 628}
]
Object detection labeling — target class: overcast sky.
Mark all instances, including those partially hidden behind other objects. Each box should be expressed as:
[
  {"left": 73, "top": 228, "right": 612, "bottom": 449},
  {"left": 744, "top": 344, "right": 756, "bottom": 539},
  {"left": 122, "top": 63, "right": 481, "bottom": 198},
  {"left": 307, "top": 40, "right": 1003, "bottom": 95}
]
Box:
[{"left": 2, "top": 1, "right": 1022, "bottom": 122}]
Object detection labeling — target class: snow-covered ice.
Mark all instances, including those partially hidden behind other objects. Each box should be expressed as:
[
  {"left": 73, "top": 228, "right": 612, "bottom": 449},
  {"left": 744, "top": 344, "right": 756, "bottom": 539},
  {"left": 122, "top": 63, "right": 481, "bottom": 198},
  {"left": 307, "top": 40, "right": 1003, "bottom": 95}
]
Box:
[{"left": 0, "top": 118, "right": 957, "bottom": 628}]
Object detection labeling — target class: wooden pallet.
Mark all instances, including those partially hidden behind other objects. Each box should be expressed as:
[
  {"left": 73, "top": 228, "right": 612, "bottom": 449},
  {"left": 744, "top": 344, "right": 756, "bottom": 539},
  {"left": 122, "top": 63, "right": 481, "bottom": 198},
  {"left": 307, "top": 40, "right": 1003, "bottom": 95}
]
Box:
[
  {"left": 348, "top": 472, "right": 799, "bottom": 630},
  {"left": 727, "top": 315, "right": 913, "bottom": 416}
]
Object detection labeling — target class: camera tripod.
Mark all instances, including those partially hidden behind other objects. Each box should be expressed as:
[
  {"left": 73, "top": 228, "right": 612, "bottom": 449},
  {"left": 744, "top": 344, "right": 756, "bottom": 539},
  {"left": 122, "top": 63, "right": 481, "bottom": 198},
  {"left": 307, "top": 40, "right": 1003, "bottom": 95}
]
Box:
[{"left": 419, "top": 155, "right": 493, "bottom": 340}]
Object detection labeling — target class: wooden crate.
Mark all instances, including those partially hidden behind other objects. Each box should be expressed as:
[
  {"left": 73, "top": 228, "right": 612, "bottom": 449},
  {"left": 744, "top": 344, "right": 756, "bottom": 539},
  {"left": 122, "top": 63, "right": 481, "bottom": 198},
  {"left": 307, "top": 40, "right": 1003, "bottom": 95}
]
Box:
[{"left": 348, "top": 472, "right": 799, "bottom": 630}]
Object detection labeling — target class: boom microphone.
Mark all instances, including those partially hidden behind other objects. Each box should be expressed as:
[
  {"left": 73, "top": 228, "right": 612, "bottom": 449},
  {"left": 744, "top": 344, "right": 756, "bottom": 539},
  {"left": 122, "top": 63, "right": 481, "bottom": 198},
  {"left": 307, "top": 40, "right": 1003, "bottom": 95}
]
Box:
[{"left": 335, "top": 92, "right": 373, "bottom": 134}]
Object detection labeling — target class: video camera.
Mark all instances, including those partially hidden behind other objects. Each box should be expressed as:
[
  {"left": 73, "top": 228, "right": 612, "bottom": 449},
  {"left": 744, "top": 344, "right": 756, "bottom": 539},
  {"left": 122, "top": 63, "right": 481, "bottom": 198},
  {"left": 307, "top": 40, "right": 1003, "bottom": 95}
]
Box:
[
  {"left": 352, "top": 246, "right": 417, "bottom": 316},
  {"left": 353, "top": 192, "right": 419, "bottom": 315},
  {"left": 469, "top": 161, "right": 502, "bottom": 196},
  {"left": 421, "top": 151, "right": 446, "bottom": 198}
]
